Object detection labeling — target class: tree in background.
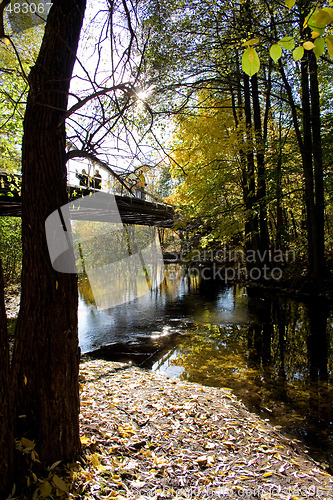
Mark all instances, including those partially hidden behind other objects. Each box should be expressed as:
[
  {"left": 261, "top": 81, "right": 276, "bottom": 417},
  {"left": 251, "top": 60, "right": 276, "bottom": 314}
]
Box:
[{"left": 140, "top": 0, "right": 333, "bottom": 283}]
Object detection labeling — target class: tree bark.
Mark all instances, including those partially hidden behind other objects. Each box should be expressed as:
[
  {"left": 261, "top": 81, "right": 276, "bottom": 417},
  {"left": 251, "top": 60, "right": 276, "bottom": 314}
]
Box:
[
  {"left": 251, "top": 73, "right": 270, "bottom": 254},
  {"left": 243, "top": 73, "right": 259, "bottom": 253},
  {"left": 309, "top": 52, "right": 326, "bottom": 279},
  {"left": 0, "top": 257, "right": 14, "bottom": 497},
  {"left": 300, "top": 52, "right": 316, "bottom": 275},
  {"left": 11, "top": 0, "right": 86, "bottom": 464}
]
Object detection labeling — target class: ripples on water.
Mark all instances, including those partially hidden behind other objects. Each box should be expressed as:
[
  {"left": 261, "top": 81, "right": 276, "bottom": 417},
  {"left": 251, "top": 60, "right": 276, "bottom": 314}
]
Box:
[{"left": 79, "top": 264, "right": 333, "bottom": 469}]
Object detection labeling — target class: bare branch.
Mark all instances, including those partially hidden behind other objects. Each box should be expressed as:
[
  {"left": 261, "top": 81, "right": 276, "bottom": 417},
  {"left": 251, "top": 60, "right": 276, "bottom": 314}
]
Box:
[
  {"left": 66, "top": 149, "right": 134, "bottom": 195},
  {"left": 61, "top": 83, "right": 133, "bottom": 122}
]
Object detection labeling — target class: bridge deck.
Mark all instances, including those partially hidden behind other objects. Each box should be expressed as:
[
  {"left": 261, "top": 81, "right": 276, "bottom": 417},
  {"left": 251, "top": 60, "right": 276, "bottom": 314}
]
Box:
[{"left": 0, "top": 176, "right": 174, "bottom": 228}]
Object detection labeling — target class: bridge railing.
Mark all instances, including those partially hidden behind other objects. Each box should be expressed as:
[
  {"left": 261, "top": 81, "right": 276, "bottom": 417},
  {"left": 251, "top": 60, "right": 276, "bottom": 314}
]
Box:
[
  {"left": 0, "top": 169, "right": 172, "bottom": 209},
  {"left": 67, "top": 169, "right": 164, "bottom": 206}
]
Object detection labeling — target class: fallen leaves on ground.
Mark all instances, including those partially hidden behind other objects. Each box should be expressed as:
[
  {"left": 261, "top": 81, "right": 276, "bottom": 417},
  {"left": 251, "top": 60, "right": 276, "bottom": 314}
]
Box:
[{"left": 74, "top": 358, "right": 333, "bottom": 499}]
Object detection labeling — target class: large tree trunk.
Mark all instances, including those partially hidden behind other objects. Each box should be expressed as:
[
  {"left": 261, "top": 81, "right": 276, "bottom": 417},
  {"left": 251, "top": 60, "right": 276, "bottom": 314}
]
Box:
[
  {"left": 0, "top": 257, "right": 14, "bottom": 497},
  {"left": 12, "top": 0, "right": 86, "bottom": 464}
]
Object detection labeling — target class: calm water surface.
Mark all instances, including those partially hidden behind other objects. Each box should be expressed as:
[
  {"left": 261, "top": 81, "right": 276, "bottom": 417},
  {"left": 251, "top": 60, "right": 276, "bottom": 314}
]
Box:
[{"left": 79, "top": 264, "right": 333, "bottom": 469}]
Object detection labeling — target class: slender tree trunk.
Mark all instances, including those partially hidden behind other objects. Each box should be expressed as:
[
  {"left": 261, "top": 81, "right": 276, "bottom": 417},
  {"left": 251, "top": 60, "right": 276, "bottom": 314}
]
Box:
[
  {"left": 11, "top": 0, "right": 86, "bottom": 464},
  {"left": 0, "top": 257, "right": 14, "bottom": 497},
  {"left": 243, "top": 73, "right": 259, "bottom": 253},
  {"left": 300, "top": 52, "right": 316, "bottom": 276},
  {"left": 279, "top": 52, "right": 325, "bottom": 281},
  {"left": 309, "top": 52, "right": 326, "bottom": 279},
  {"left": 251, "top": 74, "right": 270, "bottom": 254},
  {"left": 275, "top": 110, "right": 284, "bottom": 248}
]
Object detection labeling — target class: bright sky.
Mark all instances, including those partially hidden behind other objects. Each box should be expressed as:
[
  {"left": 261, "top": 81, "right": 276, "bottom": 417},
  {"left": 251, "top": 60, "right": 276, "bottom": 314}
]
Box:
[
  {"left": 2, "top": 0, "right": 169, "bottom": 188},
  {"left": 67, "top": 0, "right": 156, "bottom": 184}
]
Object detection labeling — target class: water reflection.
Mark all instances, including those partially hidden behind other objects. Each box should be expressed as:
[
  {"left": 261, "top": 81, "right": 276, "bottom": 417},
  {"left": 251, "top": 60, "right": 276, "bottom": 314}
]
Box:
[
  {"left": 71, "top": 219, "right": 164, "bottom": 309},
  {"left": 79, "top": 265, "right": 333, "bottom": 469}
]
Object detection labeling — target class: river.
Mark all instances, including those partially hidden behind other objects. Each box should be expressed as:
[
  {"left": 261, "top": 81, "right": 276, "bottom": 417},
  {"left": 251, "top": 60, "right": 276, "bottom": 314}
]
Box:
[{"left": 79, "top": 264, "right": 333, "bottom": 470}]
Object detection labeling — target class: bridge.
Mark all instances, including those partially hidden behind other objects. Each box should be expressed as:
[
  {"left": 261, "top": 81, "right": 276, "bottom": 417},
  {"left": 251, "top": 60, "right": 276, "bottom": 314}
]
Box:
[{"left": 0, "top": 171, "right": 175, "bottom": 228}]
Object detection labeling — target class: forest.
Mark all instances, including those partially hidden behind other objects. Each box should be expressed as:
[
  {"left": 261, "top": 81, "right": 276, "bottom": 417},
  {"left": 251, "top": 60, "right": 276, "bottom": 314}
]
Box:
[{"left": 0, "top": 0, "right": 333, "bottom": 497}]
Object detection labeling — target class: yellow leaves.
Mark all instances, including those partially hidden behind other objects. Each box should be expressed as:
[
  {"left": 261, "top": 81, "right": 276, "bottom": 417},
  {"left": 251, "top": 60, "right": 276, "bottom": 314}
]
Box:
[
  {"left": 24, "top": 375, "right": 28, "bottom": 385},
  {"left": 141, "top": 448, "right": 152, "bottom": 458},
  {"left": 90, "top": 453, "right": 100, "bottom": 468},
  {"left": 303, "top": 40, "right": 315, "bottom": 50},
  {"left": 117, "top": 423, "right": 136, "bottom": 438},
  {"left": 52, "top": 474, "right": 68, "bottom": 492},
  {"left": 285, "top": 0, "right": 295, "bottom": 8},
  {"left": 39, "top": 481, "right": 52, "bottom": 498},
  {"left": 110, "top": 473, "right": 123, "bottom": 484},
  {"left": 242, "top": 37, "right": 259, "bottom": 47},
  {"left": 20, "top": 437, "right": 35, "bottom": 451},
  {"left": 222, "top": 440, "right": 235, "bottom": 449},
  {"left": 3, "top": 37, "right": 10, "bottom": 46},
  {"left": 80, "top": 434, "right": 90, "bottom": 445},
  {"left": 49, "top": 460, "right": 62, "bottom": 470},
  {"left": 76, "top": 360, "right": 332, "bottom": 500},
  {"left": 153, "top": 456, "right": 169, "bottom": 468}
]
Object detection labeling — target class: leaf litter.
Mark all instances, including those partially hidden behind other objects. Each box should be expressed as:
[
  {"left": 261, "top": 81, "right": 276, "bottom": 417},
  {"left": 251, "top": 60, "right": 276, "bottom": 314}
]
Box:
[
  {"left": 10, "top": 358, "right": 333, "bottom": 499},
  {"left": 75, "top": 358, "right": 333, "bottom": 499}
]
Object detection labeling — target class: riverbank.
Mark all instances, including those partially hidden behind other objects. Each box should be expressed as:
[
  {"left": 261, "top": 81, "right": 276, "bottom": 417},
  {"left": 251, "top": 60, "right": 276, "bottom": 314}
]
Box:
[{"left": 71, "top": 358, "right": 333, "bottom": 499}]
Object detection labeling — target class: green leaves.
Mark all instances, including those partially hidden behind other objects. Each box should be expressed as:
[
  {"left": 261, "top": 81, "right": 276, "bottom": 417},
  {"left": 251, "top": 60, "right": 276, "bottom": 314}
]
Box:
[
  {"left": 278, "top": 37, "right": 295, "bottom": 50},
  {"left": 315, "top": 7, "right": 333, "bottom": 27},
  {"left": 270, "top": 44, "right": 282, "bottom": 62},
  {"left": 307, "top": 8, "right": 333, "bottom": 38},
  {"left": 313, "top": 37, "right": 325, "bottom": 58},
  {"left": 292, "top": 46, "right": 304, "bottom": 61},
  {"left": 269, "top": 37, "right": 295, "bottom": 64},
  {"left": 242, "top": 47, "right": 260, "bottom": 76}
]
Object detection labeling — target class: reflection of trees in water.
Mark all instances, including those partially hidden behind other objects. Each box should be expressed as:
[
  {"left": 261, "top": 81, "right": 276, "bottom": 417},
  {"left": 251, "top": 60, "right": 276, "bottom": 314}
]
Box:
[
  {"left": 78, "top": 275, "right": 96, "bottom": 307},
  {"left": 74, "top": 222, "right": 164, "bottom": 309},
  {"left": 307, "top": 299, "right": 329, "bottom": 381},
  {"left": 171, "top": 289, "right": 332, "bottom": 468},
  {"left": 306, "top": 299, "right": 331, "bottom": 466}
]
